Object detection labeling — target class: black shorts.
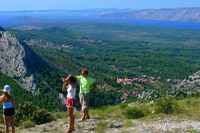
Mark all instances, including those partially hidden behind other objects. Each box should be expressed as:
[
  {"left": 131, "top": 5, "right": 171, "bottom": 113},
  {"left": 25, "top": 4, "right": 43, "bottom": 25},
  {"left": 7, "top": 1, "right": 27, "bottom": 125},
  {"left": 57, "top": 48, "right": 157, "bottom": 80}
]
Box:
[{"left": 3, "top": 107, "right": 16, "bottom": 117}]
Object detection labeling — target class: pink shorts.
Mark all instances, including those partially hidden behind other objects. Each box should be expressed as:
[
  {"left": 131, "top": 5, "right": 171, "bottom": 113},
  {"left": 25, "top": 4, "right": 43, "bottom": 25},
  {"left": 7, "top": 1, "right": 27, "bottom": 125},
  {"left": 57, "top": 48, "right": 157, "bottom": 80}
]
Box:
[{"left": 66, "top": 98, "right": 76, "bottom": 108}]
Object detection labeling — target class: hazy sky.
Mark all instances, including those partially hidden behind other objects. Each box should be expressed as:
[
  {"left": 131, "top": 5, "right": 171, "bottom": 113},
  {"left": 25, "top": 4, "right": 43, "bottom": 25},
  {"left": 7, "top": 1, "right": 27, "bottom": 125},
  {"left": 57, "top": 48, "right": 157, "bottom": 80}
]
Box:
[{"left": 0, "top": 0, "right": 200, "bottom": 11}]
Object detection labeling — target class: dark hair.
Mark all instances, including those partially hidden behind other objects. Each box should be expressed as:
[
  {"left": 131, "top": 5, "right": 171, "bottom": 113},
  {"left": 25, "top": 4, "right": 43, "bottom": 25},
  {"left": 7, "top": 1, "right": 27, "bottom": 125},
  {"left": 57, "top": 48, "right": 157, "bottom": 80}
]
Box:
[
  {"left": 69, "top": 76, "right": 77, "bottom": 83},
  {"left": 4, "top": 92, "right": 11, "bottom": 99},
  {"left": 82, "top": 69, "right": 89, "bottom": 75}
]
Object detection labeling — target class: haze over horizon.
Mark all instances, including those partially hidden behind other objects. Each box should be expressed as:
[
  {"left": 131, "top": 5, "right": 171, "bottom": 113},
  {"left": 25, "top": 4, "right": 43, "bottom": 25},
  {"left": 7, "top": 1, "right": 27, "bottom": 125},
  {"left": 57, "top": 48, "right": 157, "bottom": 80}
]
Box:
[{"left": 1, "top": 0, "right": 200, "bottom": 12}]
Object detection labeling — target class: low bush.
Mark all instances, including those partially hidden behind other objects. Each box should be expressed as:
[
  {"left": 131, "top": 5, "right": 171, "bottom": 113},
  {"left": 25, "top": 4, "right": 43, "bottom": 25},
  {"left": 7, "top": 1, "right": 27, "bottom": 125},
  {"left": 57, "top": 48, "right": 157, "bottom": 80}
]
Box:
[
  {"left": 31, "top": 109, "right": 54, "bottom": 124},
  {"left": 15, "top": 102, "right": 54, "bottom": 126},
  {"left": 120, "top": 102, "right": 128, "bottom": 109},
  {"left": 155, "top": 98, "right": 178, "bottom": 115},
  {"left": 124, "top": 107, "right": 145, "bottom": 119}
]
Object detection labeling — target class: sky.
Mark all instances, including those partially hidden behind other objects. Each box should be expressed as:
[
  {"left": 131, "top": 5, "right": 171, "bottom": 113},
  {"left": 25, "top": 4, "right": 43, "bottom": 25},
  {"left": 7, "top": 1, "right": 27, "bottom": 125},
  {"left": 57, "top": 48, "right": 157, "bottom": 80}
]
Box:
[{"left": 0, "top": 0, "right": 200, "bottom": 11}]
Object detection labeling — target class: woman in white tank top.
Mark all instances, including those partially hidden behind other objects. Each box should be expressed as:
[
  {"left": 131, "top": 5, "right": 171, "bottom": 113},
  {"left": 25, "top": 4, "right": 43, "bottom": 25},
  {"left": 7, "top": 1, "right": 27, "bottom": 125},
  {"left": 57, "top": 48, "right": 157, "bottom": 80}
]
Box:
[
  {"left": 67, "top": 85, "right": 76, "bottom": 99},
  {"left": 61, "top": 75, "right": 77, "bottom": 133}
]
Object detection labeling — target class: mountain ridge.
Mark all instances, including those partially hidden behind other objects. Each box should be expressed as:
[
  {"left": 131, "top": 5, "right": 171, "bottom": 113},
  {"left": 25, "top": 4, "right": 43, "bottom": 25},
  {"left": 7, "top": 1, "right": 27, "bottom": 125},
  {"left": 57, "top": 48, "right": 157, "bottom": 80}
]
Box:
[{"left": 94, "top": 7, "right": 200, "bottom": 22}]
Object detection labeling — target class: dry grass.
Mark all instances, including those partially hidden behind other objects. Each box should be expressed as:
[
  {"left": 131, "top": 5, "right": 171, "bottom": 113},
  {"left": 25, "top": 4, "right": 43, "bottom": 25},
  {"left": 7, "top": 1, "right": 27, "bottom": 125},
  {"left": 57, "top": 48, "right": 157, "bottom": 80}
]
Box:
[{"left": 90, "top": 105, "right": 122, "bottom": 119}]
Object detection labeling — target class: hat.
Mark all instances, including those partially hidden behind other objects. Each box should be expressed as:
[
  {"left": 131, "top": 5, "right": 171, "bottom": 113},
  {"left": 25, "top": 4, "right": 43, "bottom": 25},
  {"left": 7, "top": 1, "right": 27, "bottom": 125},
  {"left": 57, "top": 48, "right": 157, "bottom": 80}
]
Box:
[{"left": 3, "top": 85, "right": 11, "bottom": 92}]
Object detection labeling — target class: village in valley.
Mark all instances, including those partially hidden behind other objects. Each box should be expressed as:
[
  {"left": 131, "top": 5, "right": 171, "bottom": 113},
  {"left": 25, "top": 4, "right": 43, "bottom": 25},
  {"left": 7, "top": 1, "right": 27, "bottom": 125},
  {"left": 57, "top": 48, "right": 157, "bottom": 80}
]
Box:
[
  {"left": 117, "top": 75, "right": 181, "bottom": 100},
  {"left": 23, "top": 37, "right": 106, "bottom": 49}
]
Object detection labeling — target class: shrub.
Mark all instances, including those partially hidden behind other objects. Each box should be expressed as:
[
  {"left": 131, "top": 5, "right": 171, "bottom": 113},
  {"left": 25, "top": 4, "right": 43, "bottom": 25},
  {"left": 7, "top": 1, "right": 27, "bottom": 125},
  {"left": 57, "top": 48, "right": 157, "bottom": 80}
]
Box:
[
  {"left": 124, "top": 107, "right": 145, "bottom": 119},
  {"left": 15, "top": 102, "right": 54, "bottom": 126},
  {"left": 120, "top": 102, "right": 128, "bottom": 109},
  {"left": 194, "top": 92, "right": 200, "bottom": 98},
  {"left": 15, "top": 102, "right": 37, "bottom": 125},
  {"left": 31, "top": 109, "right": 54, "bottom": 124},
  {"left": 175, "top": 91, "right": 187, "bottom": 99},
  {"left": 155, "top": 98, "right": 178, "bottom": 115}
]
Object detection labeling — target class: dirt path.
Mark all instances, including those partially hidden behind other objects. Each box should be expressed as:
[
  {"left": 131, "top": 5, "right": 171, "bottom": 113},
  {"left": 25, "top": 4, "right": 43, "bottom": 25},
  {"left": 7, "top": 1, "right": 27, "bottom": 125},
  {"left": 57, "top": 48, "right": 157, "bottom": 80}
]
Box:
[{"left": 16, "top": 117, "right": 200, "bottom": 133}]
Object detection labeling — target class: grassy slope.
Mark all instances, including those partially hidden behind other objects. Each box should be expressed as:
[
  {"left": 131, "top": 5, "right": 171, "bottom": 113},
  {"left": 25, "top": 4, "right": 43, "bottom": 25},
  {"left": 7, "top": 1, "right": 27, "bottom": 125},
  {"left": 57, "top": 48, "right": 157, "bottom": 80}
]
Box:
[{"left": 14, "top": 96, "right": 200, "bottom": 132}]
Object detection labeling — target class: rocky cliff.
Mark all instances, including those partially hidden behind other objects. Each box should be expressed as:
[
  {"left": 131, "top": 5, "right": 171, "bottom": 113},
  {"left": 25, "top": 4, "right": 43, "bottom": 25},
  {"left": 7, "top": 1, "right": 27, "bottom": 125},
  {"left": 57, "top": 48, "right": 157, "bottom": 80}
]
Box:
[
  {"left": 173, "top": 71, "right": 200, "bottom": 94},
  {"left": 0, "top": 26, "right": 38, "bottom": 94},
  {"left": 128, "top": 71, "right": 200, "bottom": 101},
  {"left": 95, "top": 8, "right": 200, "bottom": 22}
]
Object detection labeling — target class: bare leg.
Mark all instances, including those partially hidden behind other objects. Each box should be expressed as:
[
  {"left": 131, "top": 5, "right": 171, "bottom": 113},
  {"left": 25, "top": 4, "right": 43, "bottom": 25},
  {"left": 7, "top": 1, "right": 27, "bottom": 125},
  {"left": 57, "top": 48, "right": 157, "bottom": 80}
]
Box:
[
  {"left": 67, "top": 107, "right": 75, "bottom": 132},
  {"left": 85, "top": 111, "right": 90, "bottom": 119},
  {"left": 3, "top": 117, "right": 10, "bottom": 133},
  {"left": 71, "top": 115, "right": 75, "bottom": 131},
  {"left": 10, "top": 116, "right": 15, "bottom": 133},
  {"left": 79, "top": 111, "right": 90, "bottom": 121},
  {"left": 79, "top": 111, "right": 86, "bottom": 121}
]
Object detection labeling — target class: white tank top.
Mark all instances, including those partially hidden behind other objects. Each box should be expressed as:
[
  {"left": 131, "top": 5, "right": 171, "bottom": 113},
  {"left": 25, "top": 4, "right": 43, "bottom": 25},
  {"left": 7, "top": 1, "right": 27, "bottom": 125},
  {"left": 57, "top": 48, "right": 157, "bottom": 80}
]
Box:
[{"left": 67, "top": 85, "right": 76, "bottom": 98}]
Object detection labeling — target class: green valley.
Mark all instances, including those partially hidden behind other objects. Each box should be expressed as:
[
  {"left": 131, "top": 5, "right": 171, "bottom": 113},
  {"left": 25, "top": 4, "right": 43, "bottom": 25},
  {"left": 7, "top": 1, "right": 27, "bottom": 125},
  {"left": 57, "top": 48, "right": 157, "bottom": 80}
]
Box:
[{"left": 2, "top": 21, "right": 200, "bottom": 111}]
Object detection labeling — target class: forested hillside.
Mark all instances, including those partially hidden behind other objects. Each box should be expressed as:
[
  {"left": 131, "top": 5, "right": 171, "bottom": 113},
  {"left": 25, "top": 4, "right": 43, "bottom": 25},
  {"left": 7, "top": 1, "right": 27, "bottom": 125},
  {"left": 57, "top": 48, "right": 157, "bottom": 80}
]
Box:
[
  {"left": 6, "top": 22, "right": 200, "bottom": 103},
  {"left": 7, "top": 24, "right": 200, "bottom": 79},
  {"left": 0, "top": 72, "right": 63, "bottom": 111},
  {"left": 0, "top": 27, "right": 119, "bottom": 112}
]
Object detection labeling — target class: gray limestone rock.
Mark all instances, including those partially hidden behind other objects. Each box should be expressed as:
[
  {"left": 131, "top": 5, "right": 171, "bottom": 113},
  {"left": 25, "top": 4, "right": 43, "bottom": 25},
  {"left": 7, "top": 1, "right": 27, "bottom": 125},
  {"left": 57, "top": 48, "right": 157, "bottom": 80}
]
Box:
[{"left": 0, "top": 27, "right": 39, "bottom": 94}]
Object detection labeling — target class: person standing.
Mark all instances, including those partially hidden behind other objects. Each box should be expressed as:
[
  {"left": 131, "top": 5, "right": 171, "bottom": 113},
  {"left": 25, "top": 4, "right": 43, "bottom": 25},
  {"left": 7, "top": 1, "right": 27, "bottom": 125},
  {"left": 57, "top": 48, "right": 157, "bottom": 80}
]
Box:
[
  {"left": 76, "top": 69, "right": 96, "bottom": 122},
  {"left": 0, "top": 85, "right": 16, "bottom": 133},
  {"left": 61, "top": 75, "right": 77, "bottom": 133}
]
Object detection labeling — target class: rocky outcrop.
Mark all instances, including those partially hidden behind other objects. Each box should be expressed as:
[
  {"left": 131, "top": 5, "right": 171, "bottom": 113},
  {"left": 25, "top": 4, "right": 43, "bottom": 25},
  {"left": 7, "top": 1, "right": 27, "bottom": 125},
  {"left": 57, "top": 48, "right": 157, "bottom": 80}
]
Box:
[
  {"left": 0, "top": 26, "right": 38, "bottom": 94},
  {"left": 173, "top": 71, "right": 200, "bottom": 94},
  {"left": 127, "top": 71, "right": 200, "bottom": 102}
]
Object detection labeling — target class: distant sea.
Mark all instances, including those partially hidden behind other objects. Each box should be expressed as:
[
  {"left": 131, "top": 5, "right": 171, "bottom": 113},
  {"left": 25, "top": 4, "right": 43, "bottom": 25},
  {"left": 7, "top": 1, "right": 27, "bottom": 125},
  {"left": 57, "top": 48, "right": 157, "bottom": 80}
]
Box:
[{"left": 1, "top": 12, "right": 200, "bottom": 30}]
